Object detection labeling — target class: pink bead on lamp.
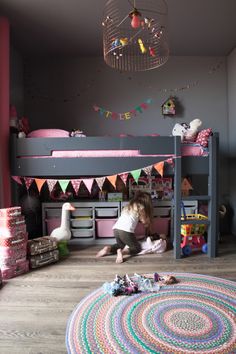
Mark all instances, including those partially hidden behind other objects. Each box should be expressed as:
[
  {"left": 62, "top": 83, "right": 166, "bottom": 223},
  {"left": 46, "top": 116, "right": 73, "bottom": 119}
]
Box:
[{"left": 129, "top": 9, "right": 141, "bottom": 28}]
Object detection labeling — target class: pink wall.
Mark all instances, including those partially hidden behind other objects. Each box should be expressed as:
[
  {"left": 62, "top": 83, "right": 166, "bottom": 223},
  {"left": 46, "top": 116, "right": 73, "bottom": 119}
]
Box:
[{"left": 0, "top": 17, "right": 11, "bottom": 207}]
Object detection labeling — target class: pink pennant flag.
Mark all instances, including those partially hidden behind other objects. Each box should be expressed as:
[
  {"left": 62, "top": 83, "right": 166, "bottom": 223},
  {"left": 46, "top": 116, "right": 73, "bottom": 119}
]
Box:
[
  {"left": 24, "top": 177, "right": 35, "bottom": 190},
  {"left": 71, "top": 179, "right": 82, "bottom": 194},
  {"left": 95, "top": 177, "right": 106, "bottom": 190},
  {"left": 11, "top": 176, "right": 22, "bottom": 185},
  {"left": 119, "top": 173, "right": 128, "bottom": 186},
  {"left": 82, "top": 178, "right": 94, "bottom": 193},
  {"left": 35, "top": 178, "right": 46, "bottom": 193},
  {"left": 47, "top": 179, "right": 58, "bottom": 193},
  {"left": 153, "top": 161, "right": 164, "bottom": 177},
  {"left": 142, "top": 165, "right": 153, "bottom": 176},
  {"left": 166, "top": 158, "right": 174, "bottom": 169}
]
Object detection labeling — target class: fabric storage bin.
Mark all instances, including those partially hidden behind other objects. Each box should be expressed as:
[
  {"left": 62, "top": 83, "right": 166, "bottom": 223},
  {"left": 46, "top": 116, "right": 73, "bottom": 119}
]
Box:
[
  {"left": 96, "top": 219, "right": 117, "bottom": 237},
  {"left": 153, "top": 207, "right": 171, "bottom": 217},
  {"left": 70, "top": 219, "right": 93, "bottom": 228},
  {"left": 71, "top": 228, "right": 94, "bottom": 238},
  {"left": 71, "top": 208, "right": 93, "bottom": 218},
  {"left": 95, "top": 208, "right": 118, "bottom": 218},
  {"left": 45, "top": 218, "right": 61, "bottom": 235},
  {"left": 45, "top": 209, "right": 62, "bottom": 218},
  {"left": 135, "top": 218, "right": 170, "bottom": 238}
]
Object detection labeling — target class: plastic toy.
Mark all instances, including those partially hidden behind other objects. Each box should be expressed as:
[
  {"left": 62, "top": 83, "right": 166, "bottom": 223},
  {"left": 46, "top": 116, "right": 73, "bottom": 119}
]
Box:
[
  {"left": 138, "top": 38, "right": 147, "bottom": 53},
  {"left": 181, "top": 213, "right": 208, "bottom": 256}
]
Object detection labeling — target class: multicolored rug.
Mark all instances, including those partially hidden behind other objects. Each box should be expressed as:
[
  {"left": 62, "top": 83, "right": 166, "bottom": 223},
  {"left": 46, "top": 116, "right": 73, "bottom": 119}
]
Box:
[{"left": 66, "top": 273, "right": 236, "bottom": 353}]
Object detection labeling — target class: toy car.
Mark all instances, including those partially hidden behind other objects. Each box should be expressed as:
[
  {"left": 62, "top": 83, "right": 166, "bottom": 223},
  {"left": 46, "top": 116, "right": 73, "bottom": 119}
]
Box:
[{"left": 181, "top": 234, "right": 208, "bottom": 256}]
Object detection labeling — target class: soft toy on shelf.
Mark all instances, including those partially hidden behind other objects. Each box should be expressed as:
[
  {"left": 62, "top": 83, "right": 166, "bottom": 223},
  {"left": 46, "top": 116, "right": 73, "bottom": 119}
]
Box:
[
  {"left": 50, "top": 202, "right": 75, "bottom": 257},
  {"left": 172, "top": 118, "right": 202, "bottom": 142}
]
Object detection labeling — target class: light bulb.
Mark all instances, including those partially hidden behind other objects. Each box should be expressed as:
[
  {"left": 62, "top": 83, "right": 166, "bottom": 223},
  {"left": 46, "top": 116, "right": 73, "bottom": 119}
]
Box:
[{"left": 131, "top": 14, "right": 141, "bottom": 28}]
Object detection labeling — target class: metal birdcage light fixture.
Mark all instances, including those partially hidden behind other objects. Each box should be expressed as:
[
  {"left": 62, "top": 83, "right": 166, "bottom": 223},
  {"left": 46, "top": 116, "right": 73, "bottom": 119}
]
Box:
[{"left": 102, "top": 0, "right": 169, "bottom": 72}]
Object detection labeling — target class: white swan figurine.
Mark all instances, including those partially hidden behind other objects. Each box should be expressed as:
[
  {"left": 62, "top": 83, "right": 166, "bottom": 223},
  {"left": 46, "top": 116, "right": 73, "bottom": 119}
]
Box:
[{"left": 50, "top": 202, "right": 75, "bottom": 241}]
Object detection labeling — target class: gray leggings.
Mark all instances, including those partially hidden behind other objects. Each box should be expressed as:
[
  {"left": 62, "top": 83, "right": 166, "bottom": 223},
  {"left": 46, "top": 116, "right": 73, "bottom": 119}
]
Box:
[{"left": 111, "top": 229, "right": 141, "bottom": 255}]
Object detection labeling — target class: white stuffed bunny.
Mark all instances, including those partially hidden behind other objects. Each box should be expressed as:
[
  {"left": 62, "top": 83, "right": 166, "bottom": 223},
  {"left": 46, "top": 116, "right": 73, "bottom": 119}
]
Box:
[{"left": 172, "top": 119, "right": 202, "bottom": 142}]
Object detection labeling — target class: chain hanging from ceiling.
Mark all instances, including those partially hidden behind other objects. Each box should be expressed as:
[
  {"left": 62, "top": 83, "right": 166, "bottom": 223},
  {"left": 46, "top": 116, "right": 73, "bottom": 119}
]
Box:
[{"left": 102, "top": 0, "right": 169, "bottom": 72}]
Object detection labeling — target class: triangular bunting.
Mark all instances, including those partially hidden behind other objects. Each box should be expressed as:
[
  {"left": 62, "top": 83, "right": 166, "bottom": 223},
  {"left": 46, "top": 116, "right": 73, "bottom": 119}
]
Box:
[
  {"left": 24, "top": 177, "right": 35, "bottom": 190},
  {"left": 119, "top": 173, "right": 128, "bottom": 186},
  {"left": 166, "top": 158, "right": 174, "bottom": 169},
  {"left": 47, "top": 179, "right": 58, "bottom": 193},
  {"left": 82, "top": 178, "right": 94, "bottom": 193},
  {"left": 11, "top": 176, "right": 23, "bottom": 185},
  {"left": 35, "top": 178, "right": 46, "bottom": 193},
  {"left": 107, "top": 175, "right": 117, "bottom": 189},
  {"left": 95, "top": 177, "right": 106, "bottom": 190},
  {"left": 143, "top": 165, "right": 153, "bottom": 176},
  {"left": 153, "top": 161, "right": 164, "bottom": 177},
  {"left": 58, "top": 180, "right": 70, "bottom": 193},
  {"left": 130, "top": 169, "right": 142, "bottom": 183},
  {"left": 71, "top": 179, "right": 82, "bottom": 194}
]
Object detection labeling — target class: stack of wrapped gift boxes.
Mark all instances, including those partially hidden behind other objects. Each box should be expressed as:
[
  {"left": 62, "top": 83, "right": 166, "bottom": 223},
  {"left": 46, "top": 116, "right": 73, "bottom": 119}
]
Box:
[{"left": 0, "top": 207, "right": 29, "bottom": 279}]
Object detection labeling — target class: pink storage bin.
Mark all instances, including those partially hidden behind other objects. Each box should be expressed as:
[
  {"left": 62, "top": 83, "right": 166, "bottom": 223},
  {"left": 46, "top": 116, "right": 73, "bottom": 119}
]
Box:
[
  {"left": 96, "top": 219, "right": 117, "bottom": 238},
  {"left": 135, "top": 217, "right": 170, "bottom": 238},
  {"left": 1, "top": 259, "right": 29, "bottom": 280},
  {"left": 45, "top": 218, "right": 61, "bottom": 235}
]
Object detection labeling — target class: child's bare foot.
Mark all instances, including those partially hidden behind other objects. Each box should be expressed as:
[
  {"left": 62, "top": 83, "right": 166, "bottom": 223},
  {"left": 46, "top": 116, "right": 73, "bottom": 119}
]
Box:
[
  {"left": 116, "top": 249, "right": 124, "bottom": 264},
  {"left": 96, "top": 246, "right": 111, "bottom": 258}
]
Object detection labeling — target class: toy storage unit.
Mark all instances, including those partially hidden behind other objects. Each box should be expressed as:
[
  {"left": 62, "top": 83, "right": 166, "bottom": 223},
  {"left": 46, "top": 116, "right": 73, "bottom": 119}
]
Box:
[{"left": 42, "top": 201, "right": 120, "bottom": 244}]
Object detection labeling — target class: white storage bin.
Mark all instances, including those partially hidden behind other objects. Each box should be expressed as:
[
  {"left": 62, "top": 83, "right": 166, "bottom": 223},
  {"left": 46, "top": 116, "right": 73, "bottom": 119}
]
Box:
[
  {"left": 71, "top": 219, "right": 93, "bottom": 228},
  {"left": 71, "top": 228, "right": 94, "bottom": 238},
  {"left": 72, "top": 208, "right": 93, "bottom": 218},
  {"left": 95, "top": 208, "right": 118, "bottom": 218}
]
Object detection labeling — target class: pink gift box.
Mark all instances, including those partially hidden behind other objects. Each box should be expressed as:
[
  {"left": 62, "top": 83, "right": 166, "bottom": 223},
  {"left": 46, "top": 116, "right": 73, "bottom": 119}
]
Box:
[
  {"left": 0, "top": 223, "right": 27, "bottom": 238},
  {"left": 1, "top": 259, "right": 29, "bottom": 280},
  {"left": 0, "top": 232, "right": 28, "bottom": 247}
]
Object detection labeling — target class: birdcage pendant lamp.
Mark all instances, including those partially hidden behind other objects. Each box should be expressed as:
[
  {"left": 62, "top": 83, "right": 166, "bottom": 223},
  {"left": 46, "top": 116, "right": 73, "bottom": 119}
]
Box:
[{"left": 102, "top": 0, "right": 169, "bottom": 72}]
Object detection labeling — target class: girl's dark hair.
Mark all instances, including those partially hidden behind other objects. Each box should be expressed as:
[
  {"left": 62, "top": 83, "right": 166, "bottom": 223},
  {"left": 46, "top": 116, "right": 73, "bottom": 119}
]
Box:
[{"left": 129, "top": 191, "right": 153, "bottom": 219}]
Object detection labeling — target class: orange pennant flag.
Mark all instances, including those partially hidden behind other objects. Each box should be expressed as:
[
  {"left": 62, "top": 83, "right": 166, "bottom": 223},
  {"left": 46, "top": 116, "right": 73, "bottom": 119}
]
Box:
[
  {"left": 153, "top": 161, "right": 164, "bottom": 177},
  {"left": 107, "top": 175, "right": 117, "bottom": 189},
  {"left": 35, "top": 178, "right": 46, "bottom": 193}
]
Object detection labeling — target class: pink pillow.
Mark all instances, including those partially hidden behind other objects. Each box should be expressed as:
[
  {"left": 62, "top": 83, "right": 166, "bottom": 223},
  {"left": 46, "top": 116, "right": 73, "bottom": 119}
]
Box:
[
  {"left": 196, "top": 128, "right": 212, "bottom": 147},
  {"left": 27, "top": 129, "right": 70, "bottom": 138}
]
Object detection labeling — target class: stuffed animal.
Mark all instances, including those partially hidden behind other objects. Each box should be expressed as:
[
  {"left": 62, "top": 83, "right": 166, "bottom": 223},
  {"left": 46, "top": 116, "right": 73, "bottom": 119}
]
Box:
[
  {"left": 172, "top": 119, "right": 202, "bottom": 142},
  {"left": 70, "top": 129, "right": 86, "bottom": 137}
]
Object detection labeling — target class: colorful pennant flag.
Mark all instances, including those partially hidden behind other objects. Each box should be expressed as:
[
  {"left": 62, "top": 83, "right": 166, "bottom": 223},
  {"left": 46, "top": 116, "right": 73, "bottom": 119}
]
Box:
[
  {"left": 58, "top": 180, "right": 70, "bottom": 193},
  {"left": 95, "top": 177, "right": 106, "bottom": 190},
  {"left": 71, "top": 179, "right": 82, "bottom": 194},
  {"left": 130, "top": 169, "right": 142, "bottom": 183},
  {"left": 35, "top": 178, "right": 46, "bottom": 193},
  {"left": 24, "top": 177, "right": 34, "bottom": 190},
  {"left": 153, "top": 161, "right": 164, "bottom": 177},
  {"left": 82, "top": 179, "right": 94, "bottom": 193},
  {"left": 47, "top": 179, "right": 58, "bottom": 193},
  {"left": 107, "top": 175, "right": 117, "bottom": 189},
  {"left": 12, "top": 176, "right": 22, "bottom": 185}
]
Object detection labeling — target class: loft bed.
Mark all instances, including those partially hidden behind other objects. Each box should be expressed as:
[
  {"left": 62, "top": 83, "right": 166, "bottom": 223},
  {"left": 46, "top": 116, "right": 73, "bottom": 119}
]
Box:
[{"left": 10, "top": 133, "right": 219, "bottom": 259}]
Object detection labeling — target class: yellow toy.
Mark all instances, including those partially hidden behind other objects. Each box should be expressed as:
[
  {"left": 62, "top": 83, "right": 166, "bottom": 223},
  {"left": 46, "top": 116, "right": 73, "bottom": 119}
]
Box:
[
  {"left": 138, "top": 38, "right": 147, "bottom": 54},
  {"left": 120, "top": 37, "right": 128, "bottom": 46}
]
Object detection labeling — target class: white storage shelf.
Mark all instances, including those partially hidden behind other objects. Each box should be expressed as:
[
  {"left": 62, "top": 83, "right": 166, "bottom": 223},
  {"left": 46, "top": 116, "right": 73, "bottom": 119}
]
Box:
[{"left": 42, "top": 200, "right": 198, "bottom": 244}]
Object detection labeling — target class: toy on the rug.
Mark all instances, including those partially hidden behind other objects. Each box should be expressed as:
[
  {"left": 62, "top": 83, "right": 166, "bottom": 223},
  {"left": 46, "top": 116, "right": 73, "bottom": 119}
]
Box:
[
  {"left": 50, "top": 202, "right": 75, "bottom": 257},
  {"left": 153, "top": 273, "right": 178, "bottom": 285},
  {"left": 172, "top": 118, "right": 202, "bottom": 142},
  {"left": 70, "top": 129, "right": 86, "bottom": 137},
  {"left": 103, "top": 274, "right": 139, "bottom": 296}
]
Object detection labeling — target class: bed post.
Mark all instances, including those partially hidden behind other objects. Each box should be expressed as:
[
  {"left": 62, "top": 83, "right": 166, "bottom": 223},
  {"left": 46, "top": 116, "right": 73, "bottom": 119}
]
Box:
[
  {"left": 208, "top": 133, "right": 219, "bottom": 257},
  {"left": 173, "top": 136, "right": 182, "bottom": 259}
]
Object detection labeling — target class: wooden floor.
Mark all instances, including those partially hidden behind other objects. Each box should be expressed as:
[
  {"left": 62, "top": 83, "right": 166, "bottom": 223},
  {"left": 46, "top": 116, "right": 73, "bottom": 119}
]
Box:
[{"left": 0, "top": 234, "right": 236, "bottom": 354}]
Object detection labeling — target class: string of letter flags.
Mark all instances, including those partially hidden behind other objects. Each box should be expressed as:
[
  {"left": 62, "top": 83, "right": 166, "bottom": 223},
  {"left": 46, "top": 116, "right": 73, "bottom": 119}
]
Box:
[{"left": 12, "top": 158, "right": 173, "bottom": 194}]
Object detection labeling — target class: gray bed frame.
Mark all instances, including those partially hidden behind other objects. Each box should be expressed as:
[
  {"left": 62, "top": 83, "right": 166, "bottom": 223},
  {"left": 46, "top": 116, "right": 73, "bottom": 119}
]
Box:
[{"left": 10, "top": 133, "right": 219, "bottom": 259}]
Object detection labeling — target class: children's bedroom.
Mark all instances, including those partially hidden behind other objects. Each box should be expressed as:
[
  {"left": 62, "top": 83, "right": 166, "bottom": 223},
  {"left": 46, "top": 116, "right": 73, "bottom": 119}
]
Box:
[{"left": 0, "top": 0, "right": 236, "bottom": 353}]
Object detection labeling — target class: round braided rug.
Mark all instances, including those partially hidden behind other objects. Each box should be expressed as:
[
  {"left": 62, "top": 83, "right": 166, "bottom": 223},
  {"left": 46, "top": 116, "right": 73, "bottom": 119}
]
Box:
[{"left": 66, "top": 273, "right": 236, "bottom": 353}]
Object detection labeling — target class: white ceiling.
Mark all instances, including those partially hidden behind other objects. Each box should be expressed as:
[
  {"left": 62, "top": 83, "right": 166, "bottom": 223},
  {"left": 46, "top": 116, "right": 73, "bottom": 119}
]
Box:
[{"left": 0, "top": 0, "right": 235, "bottom": 57}]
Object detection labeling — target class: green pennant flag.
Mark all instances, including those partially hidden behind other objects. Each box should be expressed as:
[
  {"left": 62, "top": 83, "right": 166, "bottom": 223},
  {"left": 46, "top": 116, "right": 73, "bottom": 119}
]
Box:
[
  {"left": 58, "top": 180, "right": 70, "bottom": 193},
  {"left": 131, "top": 169, "right": 141, "bottom": 183}
]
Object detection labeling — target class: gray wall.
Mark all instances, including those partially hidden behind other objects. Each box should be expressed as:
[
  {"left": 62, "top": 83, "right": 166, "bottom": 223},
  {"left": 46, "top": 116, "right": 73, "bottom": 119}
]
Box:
[
  {"left": 24, "top": 55, "right": 229, "bottom": 200},
  {"left": 227, "top": 48, "right": 236, "bottom": 234},
  {"left": 10, "top": 46, "right": 24, "bottom": 115}
]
